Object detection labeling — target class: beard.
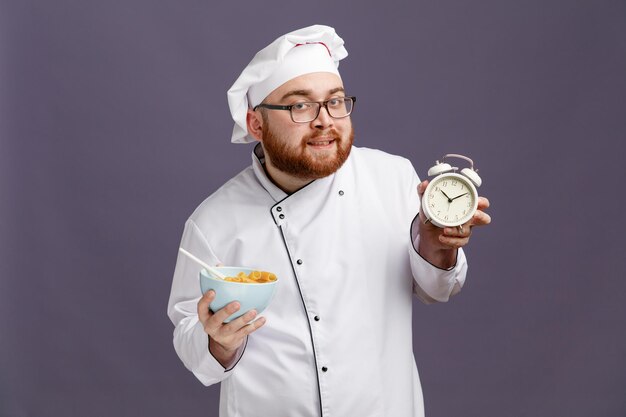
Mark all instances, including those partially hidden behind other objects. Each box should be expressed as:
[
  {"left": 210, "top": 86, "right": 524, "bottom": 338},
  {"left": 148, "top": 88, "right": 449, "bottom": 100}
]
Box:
[{"left": 261, "top": 124, "right": 354, "bottom": 180}]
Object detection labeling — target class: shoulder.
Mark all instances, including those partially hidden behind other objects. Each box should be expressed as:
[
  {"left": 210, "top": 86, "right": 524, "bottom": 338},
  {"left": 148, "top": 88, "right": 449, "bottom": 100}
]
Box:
[
  {"left": 349, "top": 146, "right": 417, "bottom": 178},
  {"left": 345, "top": 147, "right": 421, "bottom": 220},
  {"left": 188, "top": 166, "right": 270, "bottom": 225}
]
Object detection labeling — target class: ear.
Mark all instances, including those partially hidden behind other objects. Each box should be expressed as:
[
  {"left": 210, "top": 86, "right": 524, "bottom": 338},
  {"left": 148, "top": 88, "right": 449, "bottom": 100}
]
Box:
[{"left": 246, "top": 109, "right": 263, "bottom": 142}]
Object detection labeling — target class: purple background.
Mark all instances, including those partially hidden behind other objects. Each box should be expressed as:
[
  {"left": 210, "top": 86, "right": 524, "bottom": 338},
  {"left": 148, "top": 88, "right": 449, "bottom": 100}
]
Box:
[{"left": 1, "top": 1, "right": 625, "bottom": 416}]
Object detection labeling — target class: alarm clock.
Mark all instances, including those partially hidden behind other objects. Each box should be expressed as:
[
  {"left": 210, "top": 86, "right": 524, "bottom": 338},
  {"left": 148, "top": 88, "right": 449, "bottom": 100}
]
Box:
[{"left": 421, "top": 154, "right": 482, "bottom": 228}]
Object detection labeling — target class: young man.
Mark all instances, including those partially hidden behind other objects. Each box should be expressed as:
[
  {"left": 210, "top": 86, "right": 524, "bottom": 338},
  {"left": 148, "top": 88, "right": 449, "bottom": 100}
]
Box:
[{"left": 168, "top": 24, "right": 491, "bottom": 417}]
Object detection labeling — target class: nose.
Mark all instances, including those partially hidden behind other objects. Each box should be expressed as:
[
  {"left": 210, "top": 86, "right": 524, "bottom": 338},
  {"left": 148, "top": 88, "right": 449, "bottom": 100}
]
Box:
[{"left": 312, "top": 105, "right": 334, "bottom": 129}]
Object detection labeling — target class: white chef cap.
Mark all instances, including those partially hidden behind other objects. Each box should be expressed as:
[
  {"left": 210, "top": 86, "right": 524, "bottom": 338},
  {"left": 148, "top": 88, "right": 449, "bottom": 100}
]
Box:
[{"left": 227, "top": 24, "right": 348, "bottom": 144}]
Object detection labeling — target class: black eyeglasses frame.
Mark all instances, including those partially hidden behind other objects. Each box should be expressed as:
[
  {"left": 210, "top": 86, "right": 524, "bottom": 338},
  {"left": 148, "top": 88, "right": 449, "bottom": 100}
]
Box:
[{"left": 253, "top": 96, "right": 356, "bottom": 123}]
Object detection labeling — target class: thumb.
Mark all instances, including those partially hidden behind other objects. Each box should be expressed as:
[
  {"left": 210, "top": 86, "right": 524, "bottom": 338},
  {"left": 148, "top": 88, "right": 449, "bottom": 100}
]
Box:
[{"left": 417, "top": 180, "right": 429, "bottom": 197}]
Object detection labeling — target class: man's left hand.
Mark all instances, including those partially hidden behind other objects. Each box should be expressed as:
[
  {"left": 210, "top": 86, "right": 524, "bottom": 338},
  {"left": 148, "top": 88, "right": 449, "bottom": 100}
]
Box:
[{"left": 416, "top": 180, "right": 491, "bottom": 268}]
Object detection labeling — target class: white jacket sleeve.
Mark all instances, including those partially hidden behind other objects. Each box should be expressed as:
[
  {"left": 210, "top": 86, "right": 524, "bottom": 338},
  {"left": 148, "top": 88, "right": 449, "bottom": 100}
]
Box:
[
  {"left": 167, "top": 219, "right": 244, "bottom": 385},
  {"left": 406, "top": 163, "right": 468, "bottom": 303}
]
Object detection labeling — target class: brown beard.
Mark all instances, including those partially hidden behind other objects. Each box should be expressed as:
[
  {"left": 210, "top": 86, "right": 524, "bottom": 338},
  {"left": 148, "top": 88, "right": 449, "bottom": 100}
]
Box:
[{"left": 261, "top": 124, "right": 354, "bottom": 180}]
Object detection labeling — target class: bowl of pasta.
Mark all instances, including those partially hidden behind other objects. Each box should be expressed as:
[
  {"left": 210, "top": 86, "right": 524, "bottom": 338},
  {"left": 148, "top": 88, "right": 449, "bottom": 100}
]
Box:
[{"left": 199, "top": 267, "right": 279, "bottom": 323}]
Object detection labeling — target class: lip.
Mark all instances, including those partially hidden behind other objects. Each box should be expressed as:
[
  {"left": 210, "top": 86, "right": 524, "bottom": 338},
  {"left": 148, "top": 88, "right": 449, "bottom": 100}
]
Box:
[{"left": 306, "top": 138, "right": 337, "bottom": 148}]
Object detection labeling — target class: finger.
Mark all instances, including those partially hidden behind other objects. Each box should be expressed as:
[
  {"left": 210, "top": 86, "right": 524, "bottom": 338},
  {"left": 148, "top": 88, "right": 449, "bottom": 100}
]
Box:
[
  {"left": 234, "top": 316, "right": 267, "bottom": 339},
  {"left": 417, "top": 180, "right": 429, "bottom": 197},
  {"left": 198, "top": 290, "right": 215, "bottom": 323},
  {"left": 477, "top": 196, "right": 490, "bottom": 210},
  {"left": 439, "top": 235, "right": 470, "bottom": 249},
  {"left": 222, "top": 309, "right": 258, "bottom": 334},
  {"left": 443, "top": 226, "right": 471, "bottom": 238},
  {"left": 215, "top": 311, "right": 264, "bottom": 350},
  {"left": 470, "top": 210, "right": 492, "bottom": 226},
  {"left": 207, "top": 301, "right": 241, "bottom": 332}
]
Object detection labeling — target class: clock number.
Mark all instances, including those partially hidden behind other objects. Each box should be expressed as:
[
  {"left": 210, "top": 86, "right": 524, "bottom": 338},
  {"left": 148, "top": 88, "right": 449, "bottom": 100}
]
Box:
[
  {"left": 452, "top": 180, "right": 457, "bottom": 186},
  {"left": 442, "top": 181, "right": 448, "bottom": 187}
]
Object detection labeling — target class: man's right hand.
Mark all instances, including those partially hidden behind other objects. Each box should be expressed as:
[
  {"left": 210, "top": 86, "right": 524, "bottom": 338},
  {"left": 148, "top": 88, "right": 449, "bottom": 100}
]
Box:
[{"left": 197, "top": 289, "right": 267, "bottom": 368}]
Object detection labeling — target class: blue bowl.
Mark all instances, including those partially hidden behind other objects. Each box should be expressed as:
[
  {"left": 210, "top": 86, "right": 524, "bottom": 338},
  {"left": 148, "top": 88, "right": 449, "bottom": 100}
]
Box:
[{"left": 199, "top": 267, "right": 279, "bottom": 323}]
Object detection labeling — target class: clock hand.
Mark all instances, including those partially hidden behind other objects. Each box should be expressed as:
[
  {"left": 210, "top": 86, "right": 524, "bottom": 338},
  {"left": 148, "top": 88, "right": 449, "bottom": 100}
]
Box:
[
  {"left": 440, "top": 190, "right": 453, "bottom": 203},
  {"left": 451, "top": 192, "right": 469, "bottom": 201}
]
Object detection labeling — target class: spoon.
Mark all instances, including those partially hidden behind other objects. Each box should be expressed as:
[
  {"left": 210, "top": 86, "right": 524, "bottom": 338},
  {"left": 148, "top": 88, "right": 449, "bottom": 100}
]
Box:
[{"left": 178, "top": 247, "right": 227, "bottom": 280}]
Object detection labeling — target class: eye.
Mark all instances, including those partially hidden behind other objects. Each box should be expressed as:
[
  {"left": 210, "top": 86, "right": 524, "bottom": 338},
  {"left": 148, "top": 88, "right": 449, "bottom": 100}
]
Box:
[
  {"left": 292, "top": 102, "right": 313, "bottom": 111},
  {"left": 327, "top": 97, "right": 344, "bottom": 107}
]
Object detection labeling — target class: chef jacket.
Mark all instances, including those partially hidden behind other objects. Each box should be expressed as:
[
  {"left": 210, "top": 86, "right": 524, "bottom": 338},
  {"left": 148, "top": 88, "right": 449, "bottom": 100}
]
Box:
[{"left": 168, "top": 145, "right": 468, "bottom": 417}]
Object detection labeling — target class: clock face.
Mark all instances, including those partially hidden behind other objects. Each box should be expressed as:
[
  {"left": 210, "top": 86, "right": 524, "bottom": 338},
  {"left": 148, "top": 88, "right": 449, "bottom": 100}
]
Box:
[{"left": 423, "top": 173, "right": 478, "bottom": 227}]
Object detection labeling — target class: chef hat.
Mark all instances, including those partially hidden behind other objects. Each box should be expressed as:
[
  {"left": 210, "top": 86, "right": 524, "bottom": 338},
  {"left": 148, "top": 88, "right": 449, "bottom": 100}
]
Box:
[{"left": 227, "top": 24, "right": 348, "bottom": 144}]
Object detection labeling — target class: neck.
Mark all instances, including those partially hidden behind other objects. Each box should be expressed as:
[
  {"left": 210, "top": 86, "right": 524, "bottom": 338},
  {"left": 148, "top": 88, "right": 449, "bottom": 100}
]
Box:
[{"left": 263, "top": 158, "right": 313, "bottom": 194}]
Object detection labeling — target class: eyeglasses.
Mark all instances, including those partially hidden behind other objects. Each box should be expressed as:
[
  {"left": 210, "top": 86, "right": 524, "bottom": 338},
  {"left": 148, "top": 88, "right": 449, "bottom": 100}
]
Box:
[{"left": 253, "top": 96, "right": 356, "bottom": 123}]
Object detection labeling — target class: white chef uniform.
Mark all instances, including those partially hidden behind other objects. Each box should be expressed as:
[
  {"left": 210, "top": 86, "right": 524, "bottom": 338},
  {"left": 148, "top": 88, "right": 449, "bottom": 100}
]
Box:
[{"left": 167, "top": 143, "right": 468, "bottom": 417}]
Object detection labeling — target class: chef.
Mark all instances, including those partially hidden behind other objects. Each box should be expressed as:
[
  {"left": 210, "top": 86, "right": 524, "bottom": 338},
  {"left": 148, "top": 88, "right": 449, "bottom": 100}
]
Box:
[{"left": 168, "top": 24, "right": 491, "bottom": 417}]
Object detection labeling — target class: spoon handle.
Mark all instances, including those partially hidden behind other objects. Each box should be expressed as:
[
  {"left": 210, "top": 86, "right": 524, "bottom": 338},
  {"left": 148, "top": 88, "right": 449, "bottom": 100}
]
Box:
[{"left": 178, "top": 247, "right": 226, "bottom": 280}]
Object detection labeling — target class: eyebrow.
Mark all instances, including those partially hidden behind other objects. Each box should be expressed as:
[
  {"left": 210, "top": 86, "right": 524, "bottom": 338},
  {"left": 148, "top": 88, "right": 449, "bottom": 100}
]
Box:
[{"left": 280, "top": 86, "right": 345, "bottom": 101}]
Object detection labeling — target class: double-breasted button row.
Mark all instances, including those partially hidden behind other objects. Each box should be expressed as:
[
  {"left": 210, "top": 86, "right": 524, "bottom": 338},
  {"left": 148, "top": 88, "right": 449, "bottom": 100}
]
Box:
[{"left": 272, "top": 206, "right": 285, "bottom": 223}]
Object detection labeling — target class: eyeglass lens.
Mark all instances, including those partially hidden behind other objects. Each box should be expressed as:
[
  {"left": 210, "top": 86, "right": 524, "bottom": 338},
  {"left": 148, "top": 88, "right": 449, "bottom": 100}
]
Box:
[{"left": 291, "top": 98, "right": 353, "bottom": 122}]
